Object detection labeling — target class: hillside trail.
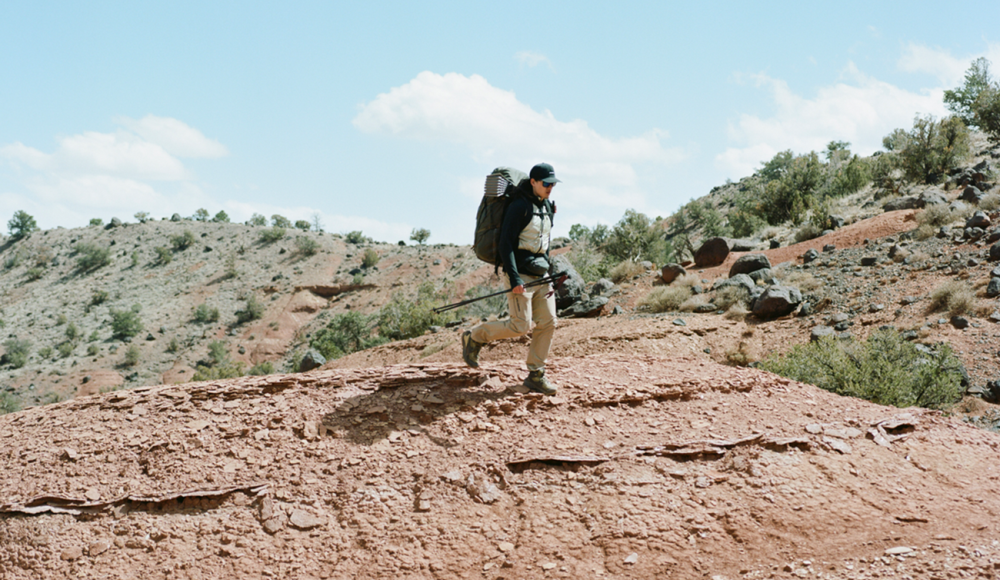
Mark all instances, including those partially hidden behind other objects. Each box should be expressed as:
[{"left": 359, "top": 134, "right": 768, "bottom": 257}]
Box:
[{"left": 3, "top": 351, "right": 1000, "bottom": 579}]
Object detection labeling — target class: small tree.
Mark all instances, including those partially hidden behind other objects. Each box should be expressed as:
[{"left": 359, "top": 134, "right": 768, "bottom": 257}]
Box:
[
  {"left": 171, "top": 230, "right": 196, "bottom": 251},
  {"left": 602, "top": 209, "right": 660, "bottom": 262},
  {"left": 248, "top": 213, "right": 267, "bottom": 227},
  {"left": 310, "top": 212, "right": 324, "bottom": 232},
  {"left": 345, "top": 230, "right": 368, "bottom": 244},
  {"left": 259, "top": 227, "right": 286, "bottom": 243},
  {"left": 193, "top": 208, "right": 210, "bottom": 222},
  {"left": 74, "top": 243, "right": 111, "bottom": 272},
  {"left": 410, "top": 227, "right": 431, "bottom": 245},
  {"left": 134, "top": 211, "right": 151, "bottom": 223},
  {"left": 271, "top": 215, "right": 292, "bottom": 228},
  {"left": 362, "top": 248, "right": 380, "bottom": 268},
  {"left": 895, "top": 115, "right": 970, "bottom": 184},
  {"left": 154, "top": 246, "right": 172, "bottom": 265},
  {"left": 944, "top": 57, "right": 993, "bottom": 127},
  {"left": 212, "top": 211, "right": 230, "bottom": 223},
  {"left": 294, "top": 220, "right": 311, "bottom": 231},
  {"left": 235, "top": 294, "right": 264, "bottom": 324},
  {"left": 7, "top": 210, "right": 38, "bottom": 241},
  {"left": 89, "top": 218, "right": 103, "bottom": 227},
  {"left": 109, "top": 307, "right": 143, "bottom": 340}
]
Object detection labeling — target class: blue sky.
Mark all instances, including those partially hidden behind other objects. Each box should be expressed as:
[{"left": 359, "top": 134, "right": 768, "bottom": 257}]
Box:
[{"left": 2, "top": 1, "right": 999, "bottom": 244}]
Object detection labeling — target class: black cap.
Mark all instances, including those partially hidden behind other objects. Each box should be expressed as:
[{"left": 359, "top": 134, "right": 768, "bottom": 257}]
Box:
[{"left": 529, "top": 163, "right": 561, "bottom": 185}]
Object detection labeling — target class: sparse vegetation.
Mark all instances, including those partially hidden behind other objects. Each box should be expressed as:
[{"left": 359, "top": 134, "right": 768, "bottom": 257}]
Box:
[
  {"left": 271, "top": 215, "right": 292, "bottom": 228},
  {"left": 928, "top": 280, "right": 977, "bottom": 316},
  {"left": 714, "top": 286, "right": 750, "bottom": 310},
  {"left": 7, "top": 210, "right": 38, "bottom": 241},
  {"left": 154, "top": 246, "right": 172, "bottom": 265},
  {"left": 89, "top": 218, "right": 103, "bottom": 227},
  {"left": 0, "top": 392, "right": 21, "bottom": 414},
  {"left": 462, "top": 284, "right": 508, "bottom": 319},
  {"left": 109, "top": 306, "right": 143, "bottom": 340},
  {"left": 193, "top": 304, "right": 220, "bottom": 323},
  {"left": 2, "top": 339, "right": 31, "bottom": 368},
  {"left": 637, "top": 286, "right": 693, "bottom": 313},
  {"left": 609, "top": 260, "right": 645, "bottom": 283},
  {"left": 362, "top": 248, "right": 380, "bottom": 268},
  {"left": 25, "top": 267, "right": 44, "bottom": 281},
  {"left": 248, "top": 361, "right": 275, "bottom": 375},
  {"left": 134, "top": 211, "right": 151, "bottom": 223},
  {"left": 87, "top": 344, "right": 99, "bottom": 356},
  {"left": 248, "top": 213, "right": 267, "bottom": 227},
  {"left": 74, "top": 243, "right": 111, "bottom": 272},
  {"left": 191, "top": 340, "right": 244, "bottom": 381},
  {"left": 212, "top": 211, "right": 230, "bottom": 223},
  {"left": 410, "top": 228, "right": 431, "bottom": 245},
  {"left": 295, "top": 236, "right": 319, "bottom": 256},
  {"left": 310, "top": 311, "right": 387, "bottom": 360},
  {"left": 170, "top": 230, "right": 196, "bottom": 251},
  {"left": 761, "top": 330, "right": 963, "bottom": 410},
  {"left": 123, "top": 344, "right": 141, "bottom": 366},
  {"left": 294, "top": 220, "right": 311, "bottom": 231},
  {"left": 377, "top": 282, "right": 453, "bottom": 341},
  {"left": 193, "top": 208, "right": 210, "bottom": 222},
  {"left": 345, "top": 230, "right": 369, "bottom": 244},
  {"left": 259, "top": 227, "right": 286, "bottom": 243},
  {"left": 166, "top": 338, "right": 179, "bottom": 353},
  {"left": 235, "top": 294, "right": 264, "bottom": 324}
]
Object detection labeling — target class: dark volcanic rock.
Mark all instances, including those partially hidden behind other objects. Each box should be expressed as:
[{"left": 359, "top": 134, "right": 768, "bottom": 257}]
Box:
[
  {"left": 802, "top": 249, "right": 820, "bottom": 264},
  {"left": 559, "top": 296, "right": 608, "bottom": 318},
  {"left": 694, "top": 237, "right": 731, "bottom": 267},
  {"left": 883, "top": 196, "right": 922, "bottom": 211},
  {"left": 299, "top": 350, "right": 326, "bottom": 372},
  {"left": 549, "top": 254, "right": 587, "bottom": 310},
  {"left": 987, "top": 277, "right": 1000, "bottom": 298},
  {"left": 660, "top": 263, "right": 687, "bottom": 284},
  {"left": 752, "top": 286, "right": 802, "bottom": 319},
  {"left": 967, "top": 211, "right": 992, "bottom": 229},
  {"left": 729, "top": 254, "right": 771, "bottom": 277},
  {"left": 712, "top": 273, "right": 755, "bottom": 295},
  {"left": 990, "top": 243, "right": 1000, "bottom": 262}
]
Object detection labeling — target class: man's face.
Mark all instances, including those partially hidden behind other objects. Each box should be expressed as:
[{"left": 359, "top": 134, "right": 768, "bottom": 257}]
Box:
[{"left": 531, "top": 179, "right": 554, "bottom": 200}]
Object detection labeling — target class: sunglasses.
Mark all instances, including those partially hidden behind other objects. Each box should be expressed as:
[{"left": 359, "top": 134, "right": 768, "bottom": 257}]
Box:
[{"left": 542, "top": 182, "right": 556, "bottom": 188}]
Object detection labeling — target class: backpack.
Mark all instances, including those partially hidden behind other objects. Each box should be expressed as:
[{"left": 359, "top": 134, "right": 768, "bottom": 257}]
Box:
[{"left": 473, "top": 167, "right": 528, "bottom": 265}]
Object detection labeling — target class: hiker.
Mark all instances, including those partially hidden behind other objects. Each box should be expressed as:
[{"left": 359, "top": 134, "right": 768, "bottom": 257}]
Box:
[{"left": 462, "top": 163, "right": 559, "bottom": 395}]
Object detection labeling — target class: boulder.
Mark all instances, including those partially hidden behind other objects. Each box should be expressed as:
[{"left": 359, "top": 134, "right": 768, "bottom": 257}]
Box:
[
  {"left": 829, "top": 215, "right": 846, "bottom": 229},
  {"left": 802, "top": 249, "right": 820, "bottom": 264},
  {"left": 729, "top": 254, "right": 771, "bottom": 277},
  {"left": 990, "top": 242, "right": 1000, "bottom": 262},
  {"left": 694, "top": 237, "right": 730, "bottom": 267},
  {"left": 105, "top": 217, "right": 122, "bottom": 229},
  {"left": 883, "top": 196, "right": 922, "bottom": 212},
  {"left": 590, "top": 278, "right": 615, "bottom": 296},
  {"left": 920, "top": 188, "right": 948, "bottom": 206},
  {"left": 769, "top": 239, "right": 781, "bottom": 249},
  {"left": 823, "top": 244, "right": 836, "bottom": 253},
  {"left": 170, "top": 213, "right": 182, "bottom": 222},
  {"left": 729, "top": 239, "right": 756, "bottom": 252},
  {"left": 558, "top": 296, "right": 608, "bottom": 318},
  {"left": 861, "top": 256, "right": 878, "bottom": 266},
  {"left": 549, "top": 255, "right": 587, "bottom": 310},
  {"left": 751, "top": 285, "right": 802, "bottom": 319},
  {"left": 810, "top": 326, "right": 835, "bottom": 342},
  {"left": 298, "top": 350, "right": 326, "bottom": 372},
  {"left": 987, "top": 227, "right": 1000, "bottom": 244},
  {"left": 961, "top": 186, "right": 985, "bottom": 204},
  {"left": 712, "top": 273, "right": 755, "bottom": 295},
  {"left": 987, "top": 277, "right": 1000, "bottom": 298},
  {"left": 748, "top": 268, "right": 775, "bottom": 284},
  {"left": 660, "top": 263, "right": 687, "bottom": 284},
  {"left": 949, "top": 200, "right": 969, "bottom": 214},
  {"left": 967, "top": 211, "right": 992, "bottom": 229}
]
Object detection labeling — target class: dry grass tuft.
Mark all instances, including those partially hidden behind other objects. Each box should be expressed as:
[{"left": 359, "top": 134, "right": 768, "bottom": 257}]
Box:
[
  {"left": 778, "top": 270, "right": 823, "bottom": 293},
  {"left": 913, "top": 223, "right": 937, "bottom": 241},
  {"left": 714, "top": 286, "right": 749, "bottom": 310},
  {"left": 916, "top": 205, "right": 956, "bottom": 228},
  {"left": 723, "top": 302, "right": 750, "bottom": 321},
  {"left": 979, "top": 193, "right": 1000, "bottom": 211},
  {"left": 638, "top": 286, "right": 693, "bottom": 313},
  {"left": 610, "top": 260, "right": 646, "bottom": 283},
  {"left": 928, "top": 280, "right": 977, "bottom": 316},
  {"left": 679, "top": 294, "right": 711, "bottom": 312}
]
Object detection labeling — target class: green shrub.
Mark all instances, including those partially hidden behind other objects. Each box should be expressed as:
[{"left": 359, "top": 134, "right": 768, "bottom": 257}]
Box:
[
  {"left": 345, "top": 230, "right": 368, "bottom": 244},
  {"left": 972, "top": 85, "right": 1000, "bottom": 142},
  {"left": 212, "top": 210, "right": 230, "bottom": 223},
  {"left": 39, "top": 346, "right": 53, "bottom": 359},
  {"left": 928, "top": 280, "right": 977, "bottom": 316},
  {"left": 193, "top": 304, "right": 220, "bottom": 323},
  {"left": 410, "top": 228, "right": 431, "bottom": 245},
  {"left": 377, "top": 282, "right": 453, "bottom": 341},
  {"left": 944, "top": 57, "right": 993, "bottom": 128},
  {"left": 130, "top": 251, "right": 139, "bottom": 268},
  {"left": 566, "top": 242, "right": 611, "bottom": 283},
  {"left": 123, "top": 344, "right": 141, "bottom": 366},
  {"left": 362, "top": 248, "right": 380, "bottom": 268},
  {"left": 65, "top": 322, "right": 80, "bottom": 341},
  {"left": 352, "top": 272, "right": 364, "bottom": 285},
  {"left": 224, "top": 253, "right": 239, "bottom": 279},
  {"left": 294, "top": 220, "right": 311, "bottom": 231},
  {"left": 109, "top": 307, "right": 142, "bottom": 340},
  {"left": 602, "top": 210, "right": 661, "bottom": 262},
  {"left": 637, "top": 286, "right": 693, "bottom": 313},
  {"left": 248, "top": 361, "right": 275, "bottom": 376},
  {"left": 3, "top": 250, "right": 24, "bottom": 270},
  {"left": 271, "top": 215, "right": 292, "bottom": 228},
  {"left": 0, "top": 392, "right": 21, "bottom": 414},
  {"left": 295, "top": 236, "right": 319, "bottom": 256},
  {"left": 86, "top": 344, "right": 99, "bottom": 356},
  {"left": 191, "top": 361, "right": 244, "bottom": 381},
  {"left": 2, "top": 339, "right": 31, "bottom": 368},
  {"left": 894, "top": 115, "right": 970, "bottom": 184},
  {"left": 166, "top": 338, "right": 179, "bottom": 353},
  {"left": 154, "top": 246, "right": 172, "bottom": 265},
  {"left": 760, "top": 330, "right": 963, "bottom": 410},
  {"left": 248, "top": 213, "right": 267, "bottom": 227},
  {"left": 89, "top": 218, "right": 103, "bottom": 227},
  {"left": 917, "top": 204, "right": 956, "bottom": 228},
  {"left": 7, "top": 210, "right": 38, "bottom": 241},
  {"left": 33, "top": 246, "right": 53, "bottom": 267},
  {"left": 259, "top": 227, "right": 286, "bottom": 243},
  {"left": 311, "top": 311, "right": 386, "bottom": 359},
  {"left": 88, "top": 329, "right": 100, "bottom": 342},
  {"left": 760, "top": 152, "right": 824, "bottom": 225},
  {"left": 25, "top": 267, "right": 44, "bottom": 281},
  {"left": 90, "top": 290, "right": 109, "bottom": 307},
  {"left": 75, "top": 243, "right": 111, "bottom": 272},
  {"left": 235, "top": 294, "right": 264, "bottom": 324},
  {"left": 57, "top": 341, "right": 74, "bottom": 358},
  {"left": 134, "top": 211, "right": 150, "bottom": 223},
  {"left": 207, "top": 340, "right": 228, "bottom": 366},
  {"left": 171, "top": 230, "right": 196, "bottom": 251}
]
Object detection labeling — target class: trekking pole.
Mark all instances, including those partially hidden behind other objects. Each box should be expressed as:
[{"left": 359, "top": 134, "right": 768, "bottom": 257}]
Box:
[{"left": 433, "top": 271, "right": 567, "bottom": 314}]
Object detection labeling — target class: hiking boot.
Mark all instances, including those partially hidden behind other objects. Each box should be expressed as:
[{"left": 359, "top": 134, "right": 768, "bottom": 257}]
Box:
[
  {"left": 461, "top": 330, "right": 483, "bottom": 368},
  {"left": 523, "top": 369, "right": 556, "bottom": 395}
]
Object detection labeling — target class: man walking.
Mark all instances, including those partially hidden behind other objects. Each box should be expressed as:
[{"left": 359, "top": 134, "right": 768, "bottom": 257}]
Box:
[{"left": 462, "top": 163, "right": 559, "bottom": 395}]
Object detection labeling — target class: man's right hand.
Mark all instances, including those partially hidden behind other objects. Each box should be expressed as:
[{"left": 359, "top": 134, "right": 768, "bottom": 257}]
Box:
[{"left": 512, "top": 285, "right": 525, "bottom": 295}]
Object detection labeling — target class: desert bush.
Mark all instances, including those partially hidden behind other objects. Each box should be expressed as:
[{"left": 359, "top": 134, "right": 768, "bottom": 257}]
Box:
[
  {"left": 609, "top": 259, "right": 645, "bottom": 283},
  {"left": 566, "top": 241, "right": 611, "bottom": 283},
  {"left": 171, "top": 230, "right": 195, "bottom": 251},
  {"left": 74, "top": 243, "right": 111, "bottom": 272},
  {"left": 310, "top": 311, "right": 386, "bottom": 360},
  {"left": 191, "top": 361, "right": 244, "bottom": 381},
  {"left": 271, "top": 215, "right": 292, "bottom": 228},
  {"left": 602, "top": 210, "right": 662, "bottom": 262},
  {"left": 207, "top": 340, "right": 228, "bottom": 366},
  {"left": 679, "top": 294, "right": 711, "bottom": 312},
  {"left": 725, "top": 341, "right": 755, "bottom": 366},
  {"left": 87, "top": 344, "right": 99, "bottom": 356},
  {"left": 7, "top": 210, "right": 38, "bottom": 241},
  {"left": 462, "top": 284, "right": 508, "bottom": 319},
  {"left": 25, "top": 267, "right": 44, "bottom": 281},
  {"left": 193, "top": 208, "right": 210, "bottom": 222},
  {"left": 154, "top": 246, "right": 172, "bottom": 265},
  {"left": 637, "top": 286, "right": 692, "bottom": 313},
  {"left": 259, "top": 227, "right": 286, "bottom": 243},
  {"left": 945, "top": 57, "right": 993, "bottom": 127},
  {"left": 109, "top": 306, "right": 143, "bottom": 340},
  {"left": 352, "top": 272, "right": 364, "bottom": 285},
  {"left": 2, "top": 339, "right": 31, "bottom": 368},
  {"left": 793, "top": 223, "right": 823, "bottom": 243},
  {"left": 193, "top": 304, "right": 220, "bottom": 323},
  {"left": 89, "top": 218, "right": 103, "bottom": 227},
  {"left": 248, "top": 361, "right": 275, "bottom": 376},
  {"left": 973, "top": 85, "right": 1000, "bottom": 142},
  {"left": 39, "top": 346, "right": 53, "bottom": 359},
  {"left": 894, "top": 115, "right": 970, "bottom": 184},
  {"left": 295, "top": 236, "right": 319, "bottom": 256},
  {"left": 294, "top": 220, "right": 311, "bottom": 231},
  {"left": 917, "top": 204, "right": 956, "bottom": 228},
  {"left": 57, "top": 341, "right": 74, "bottom": 358},
  {"left": 235, "top": 294, "right": 264, "bottom": 324},
  {"left": 65, "top": 322, "right": 80, "bottom": 341},
  {"left": 759, "top": 152, "right": 824, "bottom": 225},
  {"left": 775, "top": 270, "right": 823, "bottom": 293},
  {"left": 410, "top": 227, "right": 431, "bottom": 245},
  {"left": 90, "top": 290, "right": 108, "bottom": 308},
  {"left": 928, "top": 280, "right": 976, "bottom": 316},
  {"left": 248, "top": 213, "right": 267, "bottom": 227},
  {"left": 0, "top": 392, "right": 20, "bottom": 415},
  {"left": 714, "top": 285, "right": 750, "bottom": 310},
  {"left": 979, "top": 193, "right": 1000, "bottom": 211},
  {"left": 88, "top": 330, "right": 100, "bottom": 342},
  {"left": 362, "top": 248, "right": 380, "bottom": 268},
  {"left": 134, "top": 211, "right": 151, "bottom": 223},
  {"left": 345, "top": 230, "right": 369, "bottom": 244},
  {"left": 760, "top": 330, "right": 963, "bottom": 409},
  {"left": 224, "top": 253, "right": 239, "bottom": 279},
  {"left": 212, "top": 211, "right": 230, "bottom": 223},
  {"left": 123, "top": 344, "right": 141, "bottom": 367},
  {"left": 377, "top": 282, "right": 453, "bottom": 341},
  {"left": 724, "top": 302, "right": 750, "bottom": 320},
  {"left": 166, "top": 338, "right": 179, "bottom": 354},
  {"left": 33, "top": 246, "right": 53, "bottom": 267},
  {"left": 3, "top": 250, "right": 25, "bottom": 270},
  {"left": 913, "top": 224, "right": 937, "bottom": 241}
]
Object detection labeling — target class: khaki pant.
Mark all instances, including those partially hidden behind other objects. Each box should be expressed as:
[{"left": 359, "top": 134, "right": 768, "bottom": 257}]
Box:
[{"left": 470, "top": 275, "right": 557, "bottom": 371}]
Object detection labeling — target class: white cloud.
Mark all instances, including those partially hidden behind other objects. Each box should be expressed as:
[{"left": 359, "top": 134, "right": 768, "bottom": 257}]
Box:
[
  {"left": 353, "top": 71, "right": 685, "bottom": 214},
  {"left": 515, "top": 51, "right": 553, "bottom": 69},
  {"left": 897, "top": 43, "right": 969, "bottom": 86},
  {"left": 715, "top": 64, "right": 949, "bottom": 178},
  {"left": 117, "top": 115, "right": 228, "bottom": 158}
]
